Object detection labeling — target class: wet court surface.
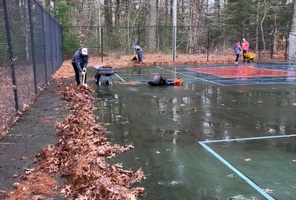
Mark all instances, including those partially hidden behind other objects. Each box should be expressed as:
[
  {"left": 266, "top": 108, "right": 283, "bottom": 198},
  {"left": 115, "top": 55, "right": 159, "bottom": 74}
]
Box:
[{"left": 90, "top": 63, "right": 296, "bottom": 200}]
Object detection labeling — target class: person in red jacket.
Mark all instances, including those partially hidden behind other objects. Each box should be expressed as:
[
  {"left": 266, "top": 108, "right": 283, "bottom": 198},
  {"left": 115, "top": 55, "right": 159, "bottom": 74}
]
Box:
[{"left": 242, "top": 38, "right": 249, "bottom": 63}]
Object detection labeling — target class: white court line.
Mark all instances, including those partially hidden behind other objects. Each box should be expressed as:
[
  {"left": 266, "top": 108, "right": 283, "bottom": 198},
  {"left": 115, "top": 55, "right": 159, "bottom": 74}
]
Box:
[
  {"left": 155, "top": 66, "right": 225, "bottom": 86},
  {"left": 199, "top": 134, "right": 296, "bottom": 200}
]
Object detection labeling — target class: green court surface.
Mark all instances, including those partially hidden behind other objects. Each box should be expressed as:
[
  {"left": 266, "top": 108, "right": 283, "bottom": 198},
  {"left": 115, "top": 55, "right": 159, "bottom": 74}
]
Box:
[{"left": 91, "top": 63, "right": 296, "bottom": 200}]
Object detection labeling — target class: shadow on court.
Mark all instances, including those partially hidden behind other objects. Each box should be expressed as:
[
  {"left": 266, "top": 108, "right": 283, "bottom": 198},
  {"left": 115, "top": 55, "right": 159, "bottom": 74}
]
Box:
[{"left": 93, "top": 63, "right": 296, "bottom": 200}]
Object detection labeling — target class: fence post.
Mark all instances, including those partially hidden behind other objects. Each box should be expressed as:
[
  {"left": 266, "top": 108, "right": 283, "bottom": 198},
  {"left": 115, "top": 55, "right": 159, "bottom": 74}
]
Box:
[
  {"left": 259, "top": 32, "right": 262, "bottom": 60},
  {"left": 241, "top": 25, "right": 243, "bottom": 39},
  {"left": 50, "top": 20, "right": 54, "bottom": 74},
  {"left": 28, "top": 0, "right": 38, "bottom": 94},
  {"left": 41, "top": 8, "right": 48, "bottom": 82},
  {"left": 3, "top": 0, "right": 19, "bottom": 113},
  {"left": 137, "top": 25, "right": 140, "bottom": 45},
  {"left": 101, "top": 27, "right": 104, "bottom": 63},
  {"left": 172, "top": 26, "right": 176, "bottom": 62},
  {"left": 207, "top": 28, "right": 210, "bottom": 62}
]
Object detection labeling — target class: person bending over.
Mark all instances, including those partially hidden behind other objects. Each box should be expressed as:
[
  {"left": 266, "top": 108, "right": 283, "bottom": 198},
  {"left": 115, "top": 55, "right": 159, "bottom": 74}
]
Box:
[
  {"left": 72, "top": 47, "right": 89, "bottom": 85},
  {"left": 132, "top": 45, "right": 143, "bottom": 63}
]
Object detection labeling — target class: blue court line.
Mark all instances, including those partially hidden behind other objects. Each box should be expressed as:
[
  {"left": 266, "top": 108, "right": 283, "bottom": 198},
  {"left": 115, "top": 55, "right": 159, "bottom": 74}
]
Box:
[
  {"left": 201, "top": 134, "right": 296, "bottom": 144},
  {"left": 199, "top": 134, "right": 296, "bottom": 200},
  {"left": 199, "top": 141, "right": 275, "bottom": 200}
]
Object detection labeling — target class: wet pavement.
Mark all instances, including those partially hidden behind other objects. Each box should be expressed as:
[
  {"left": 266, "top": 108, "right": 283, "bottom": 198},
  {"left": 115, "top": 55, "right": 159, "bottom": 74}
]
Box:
[{"left": 90, "top": 63, "right": 296, "bottom": 200}]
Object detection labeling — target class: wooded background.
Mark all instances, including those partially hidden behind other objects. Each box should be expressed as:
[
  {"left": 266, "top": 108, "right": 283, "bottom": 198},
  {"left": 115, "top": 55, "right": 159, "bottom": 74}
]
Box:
[{"left": 38, "top": 0, "right": 294, "bottom": 58}]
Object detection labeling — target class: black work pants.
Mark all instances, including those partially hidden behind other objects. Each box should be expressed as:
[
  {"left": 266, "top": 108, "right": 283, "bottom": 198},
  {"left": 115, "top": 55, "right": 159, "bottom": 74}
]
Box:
[
  {"left": 72, "top": 63, "right": 87, "bottom": 85},
  {"left": 235, "top": 54, "right": 240, "bottom": 62},
  {"left": 243, "top": 50, "right": 249, "bottom": 62}
]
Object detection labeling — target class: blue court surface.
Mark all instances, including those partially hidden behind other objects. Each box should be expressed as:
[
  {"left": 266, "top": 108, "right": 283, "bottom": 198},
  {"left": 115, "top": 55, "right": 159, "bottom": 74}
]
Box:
[{"left": 91, "top": 62, "right": 296, "bottom": 200}]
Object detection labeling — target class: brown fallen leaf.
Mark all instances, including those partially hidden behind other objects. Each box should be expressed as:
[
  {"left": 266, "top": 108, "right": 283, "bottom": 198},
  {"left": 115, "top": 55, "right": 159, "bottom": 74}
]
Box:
[{"left": 262, "top": 188, "right": 273, "bottom": 193}]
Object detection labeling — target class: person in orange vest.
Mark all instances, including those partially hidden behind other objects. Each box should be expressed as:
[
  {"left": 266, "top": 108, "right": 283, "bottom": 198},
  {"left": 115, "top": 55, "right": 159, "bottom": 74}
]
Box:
[
  {"left": 173, "top": 77, "right": 183, "bottom": 86},
  {"left": 242, "top": 38, "right": 250, "bottom": 63}
]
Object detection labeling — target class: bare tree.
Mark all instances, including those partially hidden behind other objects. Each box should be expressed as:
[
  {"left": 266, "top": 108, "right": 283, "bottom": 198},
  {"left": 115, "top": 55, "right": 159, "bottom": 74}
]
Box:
[
  {"left": 289, "top": 0, "right": 296, "bottom": 60},
  {"left": 146, "top": 0, "right": 157, "bottom": 52},
  {"left": 104, "top": 0, "right": 113, "bottom": 26}
]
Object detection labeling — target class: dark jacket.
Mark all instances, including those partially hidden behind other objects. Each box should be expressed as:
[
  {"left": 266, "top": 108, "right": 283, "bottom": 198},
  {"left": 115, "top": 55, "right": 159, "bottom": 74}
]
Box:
[
  {"left": 72, "top": 48, "right": 89, "bottom": 72},
  {"left": 132, "top": 45, "right": 142, "bottom": 53}
]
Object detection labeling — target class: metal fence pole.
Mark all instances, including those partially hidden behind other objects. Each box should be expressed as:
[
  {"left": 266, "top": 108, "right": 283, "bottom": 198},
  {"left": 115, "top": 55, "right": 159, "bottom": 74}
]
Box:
[
  {"left": 172, "top": 26, "right": 176, "bottom": 62},
  {"left": 41, "top": 8, "right": 48, "bottom": 82},
  {"left": 50, "top": 20, "right": 54, "bottom": 74},
  {"left": 172, "top": 0, "right": 177, "bottom": 62},
  {"left": 101, "top": 27, "right": 104, "bottom": 63},
  {"left": 28, "top": 0, "right": 38, "bottom": 94},
  {"left": 207, "top": 28, "right": 210, "bottom": 62},
  {"left": 137, "top": 25, "right": 140, "bottom": 45},
  {"left": 241, "top": 26, "right": 243, "bottom": 40},
  {"left": 3, "top": 0, "right": 19, "bottom": 113},
  {"left": 259, "top": 33, "right": 262, "bottom": 60}
]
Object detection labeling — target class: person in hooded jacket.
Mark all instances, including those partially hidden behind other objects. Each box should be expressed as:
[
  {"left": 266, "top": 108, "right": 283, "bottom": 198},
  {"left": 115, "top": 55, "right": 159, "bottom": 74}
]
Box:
[
  {"left": 72, "top": 47, "right": 89, "bottom": 85},
  {"left": 234, "top": 41, "right": 242, "bottom": 64}
]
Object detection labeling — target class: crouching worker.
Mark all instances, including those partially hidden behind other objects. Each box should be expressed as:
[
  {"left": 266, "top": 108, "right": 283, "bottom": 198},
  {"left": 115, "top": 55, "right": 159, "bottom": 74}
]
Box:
[
  {"left": 72, "top": 47, "right": 89, "bottom": 86},
  {"left": 132, "top": 45, "right": 143, "bottom": 63}
]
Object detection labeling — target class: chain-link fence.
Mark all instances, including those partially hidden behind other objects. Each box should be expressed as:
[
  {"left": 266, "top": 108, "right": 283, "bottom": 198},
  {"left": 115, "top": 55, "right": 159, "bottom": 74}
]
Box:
[
  {"left": 0, "top": 0, "right": 291, "bottom": 136},
  {"left": 0, "top": 0, "right": 63, "bottom": 136},
  {"left": 63, "top": 24, "right": 289, "bottom": 61}
]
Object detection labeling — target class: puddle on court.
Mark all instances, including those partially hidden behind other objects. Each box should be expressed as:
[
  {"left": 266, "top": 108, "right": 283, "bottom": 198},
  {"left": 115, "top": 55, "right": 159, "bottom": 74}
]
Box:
[{"left": 91, "top": 66, "right": 296, "bottom": 200}]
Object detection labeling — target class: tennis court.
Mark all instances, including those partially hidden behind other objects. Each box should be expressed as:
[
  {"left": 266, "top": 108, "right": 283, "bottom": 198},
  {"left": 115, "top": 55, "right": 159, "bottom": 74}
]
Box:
[{"left": 91, "top": 63, "right": 296, "bottom": 200}]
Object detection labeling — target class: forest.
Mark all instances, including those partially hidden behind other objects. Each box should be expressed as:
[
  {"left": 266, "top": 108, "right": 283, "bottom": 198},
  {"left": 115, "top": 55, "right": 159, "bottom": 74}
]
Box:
[{"left": 37, "top": 0, "right": 294, "bottom": 58}]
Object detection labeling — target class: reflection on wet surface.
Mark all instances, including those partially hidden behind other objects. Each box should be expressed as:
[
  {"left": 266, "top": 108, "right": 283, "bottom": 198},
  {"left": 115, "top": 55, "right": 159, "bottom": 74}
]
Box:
[
  {"left": 190, "top": 66, "right": 296, "bottom": 78},
  {"left": 92, "top": 64, "right": 296, "bottom": 200}
]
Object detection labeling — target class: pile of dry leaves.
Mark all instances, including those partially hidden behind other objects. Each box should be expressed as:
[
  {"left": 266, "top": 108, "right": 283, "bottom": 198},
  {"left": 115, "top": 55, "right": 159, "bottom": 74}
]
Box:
[{"left": 3, "top": 83, "right": 145, "bottom": 199}]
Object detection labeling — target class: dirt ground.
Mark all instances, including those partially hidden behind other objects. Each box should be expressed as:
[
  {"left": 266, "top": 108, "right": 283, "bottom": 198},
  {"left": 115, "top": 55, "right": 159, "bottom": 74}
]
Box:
[{"left": 0, "top": 52, "right": 286, "bottom": 199}]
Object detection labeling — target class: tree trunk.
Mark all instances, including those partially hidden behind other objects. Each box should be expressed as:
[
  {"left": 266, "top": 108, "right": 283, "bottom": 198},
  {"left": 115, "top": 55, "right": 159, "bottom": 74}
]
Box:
[
  {"left": 289, "top": 0, "right": 296, "bottom": 60},
  {"left": 165, "top": 0, "right": 169, "bottom": 25},
  {"left": 104, "top": 0, "right": 113, "bottom": 26},
  {"left": 146, "top": 0, "right": 157, "bottom": 52},
  {"left": 115, "top": 0, "right": 120, "bottom": 26}
]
